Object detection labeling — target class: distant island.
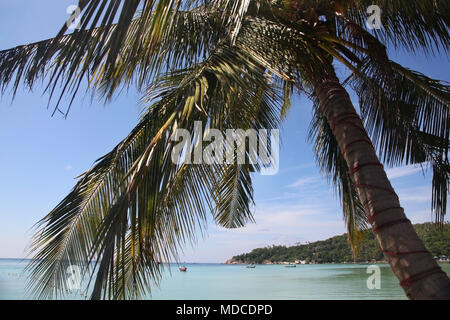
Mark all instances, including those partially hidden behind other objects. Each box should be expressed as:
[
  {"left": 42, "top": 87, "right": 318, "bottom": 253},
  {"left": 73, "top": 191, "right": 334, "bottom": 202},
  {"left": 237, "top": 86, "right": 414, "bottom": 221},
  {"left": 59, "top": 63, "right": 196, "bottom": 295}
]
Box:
[{"left": 225, "top": 222, "right": 450, "bottom": 265}]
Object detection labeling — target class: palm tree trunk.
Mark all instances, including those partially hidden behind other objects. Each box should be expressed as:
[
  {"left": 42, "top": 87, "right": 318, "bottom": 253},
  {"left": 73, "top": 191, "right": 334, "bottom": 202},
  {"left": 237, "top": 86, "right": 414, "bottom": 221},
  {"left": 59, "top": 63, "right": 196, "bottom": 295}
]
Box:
[{"left": 312, "top": 66, "right": 450, "bottom": 299}]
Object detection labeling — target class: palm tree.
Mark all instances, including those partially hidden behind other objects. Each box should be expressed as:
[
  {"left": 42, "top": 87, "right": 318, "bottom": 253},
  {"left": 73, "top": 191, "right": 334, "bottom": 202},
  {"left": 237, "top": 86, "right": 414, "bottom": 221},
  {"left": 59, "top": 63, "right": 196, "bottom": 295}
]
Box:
[{"left": 0, "top": 0, "right": 448, "bottom": 299}]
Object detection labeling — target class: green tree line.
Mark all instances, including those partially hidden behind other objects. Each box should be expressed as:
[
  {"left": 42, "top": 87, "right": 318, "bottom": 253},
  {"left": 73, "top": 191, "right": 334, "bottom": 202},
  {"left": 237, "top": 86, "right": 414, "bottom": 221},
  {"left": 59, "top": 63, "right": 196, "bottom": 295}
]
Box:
[{"left": 230, "top": 223, "right": 450, "bottom": 264}]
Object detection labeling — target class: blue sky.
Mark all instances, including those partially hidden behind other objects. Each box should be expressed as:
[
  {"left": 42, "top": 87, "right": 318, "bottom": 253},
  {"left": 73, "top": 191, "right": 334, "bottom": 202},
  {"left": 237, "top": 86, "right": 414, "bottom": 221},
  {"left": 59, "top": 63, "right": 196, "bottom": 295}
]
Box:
[{"left": 0, "top": 1, "right": 448, "bottom": 262}]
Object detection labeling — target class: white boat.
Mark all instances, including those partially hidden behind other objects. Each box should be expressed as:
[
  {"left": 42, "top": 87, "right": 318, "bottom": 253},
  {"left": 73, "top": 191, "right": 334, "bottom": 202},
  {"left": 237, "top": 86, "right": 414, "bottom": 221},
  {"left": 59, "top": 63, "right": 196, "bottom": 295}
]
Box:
[{"left": 285, "top": 264, "right": 296, "bottom": 268}]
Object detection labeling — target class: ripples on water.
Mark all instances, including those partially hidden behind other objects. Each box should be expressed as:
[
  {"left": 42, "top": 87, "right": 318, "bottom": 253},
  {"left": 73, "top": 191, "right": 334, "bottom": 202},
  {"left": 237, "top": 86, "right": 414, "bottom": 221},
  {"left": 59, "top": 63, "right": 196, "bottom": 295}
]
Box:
[{"left": 1, "top": 259, "right": 449, "bottom": 300}]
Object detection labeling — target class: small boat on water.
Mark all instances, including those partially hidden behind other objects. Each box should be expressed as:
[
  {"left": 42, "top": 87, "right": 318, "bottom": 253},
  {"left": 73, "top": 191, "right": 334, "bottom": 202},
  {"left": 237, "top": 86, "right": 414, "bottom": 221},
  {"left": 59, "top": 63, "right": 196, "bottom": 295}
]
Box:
[
  {"left": 285, "top": 264, "right": 296, "bottom": 268},
  {"left": 246, "top": 264, "right": 256, "bottom": 268},
  {"left": 179, "top": 266, "right": 187, "bottom": 272}
]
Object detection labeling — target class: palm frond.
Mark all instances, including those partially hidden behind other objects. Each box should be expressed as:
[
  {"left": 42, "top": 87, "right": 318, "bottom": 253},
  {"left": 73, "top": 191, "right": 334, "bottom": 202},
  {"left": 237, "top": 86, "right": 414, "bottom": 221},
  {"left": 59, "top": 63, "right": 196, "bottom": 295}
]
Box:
[
  {"left": 341, "top": 0, "right": 450, "bottom": 53},
  {"left": 26, "top": 41, "right": 284, "bottom": 299},
  {"left": 5, "top": 0, "right": 448, "bottom": 300},
  {"left": 308, "top": 101, "right": 369, "bottom": 255},
  {"left": 350, "top": 59, "right": 449, "bottom": 222},
  {"left": 0, "top": 1, "right": 227, "bottom": 115},
  {"left": 211, "top": 164, "right": 255, "bottom": 228}
]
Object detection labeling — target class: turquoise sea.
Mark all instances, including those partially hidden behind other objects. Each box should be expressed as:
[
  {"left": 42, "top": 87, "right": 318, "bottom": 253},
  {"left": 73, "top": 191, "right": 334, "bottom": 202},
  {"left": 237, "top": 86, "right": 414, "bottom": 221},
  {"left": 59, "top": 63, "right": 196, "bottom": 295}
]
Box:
[{"left": 1, "top": 259, "right": 449, "bottom": 300}]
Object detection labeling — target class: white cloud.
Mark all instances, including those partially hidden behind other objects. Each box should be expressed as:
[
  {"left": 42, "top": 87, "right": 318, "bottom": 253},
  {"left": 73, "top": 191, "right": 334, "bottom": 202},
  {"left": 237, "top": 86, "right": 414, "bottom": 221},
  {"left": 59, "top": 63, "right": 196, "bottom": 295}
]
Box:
[
  {"left": 179, "top": 190, "right": 346, "bottom": 262},
  {"left": 191, "top": 165, "right": 431, "bottom": 263},
  {"left": 407, "top": 211, "right": 434, "bottom": 224},
  {"left": 386, "top": 165, "right": 423, "bottom": 180},
  {"left": 280, "top": 162, "right": 315, "bottom": 173},
  {"left": 400, "top": 194, "right": 431, "bottom": 202},
  {"left": 286, "top": 176, "right": 320, "bottom": 188},
  {"left": 214, "top": 202, "right": 341, "bottom": 238},
  {"left": 257, "top": 192, "right": 303, "bottom": 203},
  {"left": 397, "top": 186, "right": 431, "bottom": 203},
  {"left": 196, "top": 209, "right": 346, "bottom": 262},
  {"left": 64, "top": 165, "right": 73, "bottom": 171}
]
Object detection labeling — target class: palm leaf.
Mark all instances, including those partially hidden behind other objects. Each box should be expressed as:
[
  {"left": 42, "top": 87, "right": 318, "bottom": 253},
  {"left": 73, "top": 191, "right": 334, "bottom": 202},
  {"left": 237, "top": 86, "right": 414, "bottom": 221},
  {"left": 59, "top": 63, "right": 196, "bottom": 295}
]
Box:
[
  {"left": 341, "top": 0, "right": 450, "bottom": 53},
  {"left": 350, "top": 59, "right": 449, "bottom": 222},
  {"left": 26, "top": 41, "right": 284, "bottom": 299},
  {"left": 309, "top": 102, "right": 369, "bottom": 254}
]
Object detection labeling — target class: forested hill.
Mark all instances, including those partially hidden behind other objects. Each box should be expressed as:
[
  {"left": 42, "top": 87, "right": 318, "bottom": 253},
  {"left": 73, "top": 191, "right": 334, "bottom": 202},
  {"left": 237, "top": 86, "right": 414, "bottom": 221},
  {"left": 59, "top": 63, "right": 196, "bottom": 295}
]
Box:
[{"left": 227, "top": 223, "right": 450, "bottom": 264}]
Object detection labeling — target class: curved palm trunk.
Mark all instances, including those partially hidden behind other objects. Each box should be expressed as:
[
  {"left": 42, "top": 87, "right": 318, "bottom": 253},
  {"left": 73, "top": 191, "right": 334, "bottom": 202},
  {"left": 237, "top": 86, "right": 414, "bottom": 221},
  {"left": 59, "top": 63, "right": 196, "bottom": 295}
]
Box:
[{"left": 312, "top": 67, "right": 450, "bottom": 299}]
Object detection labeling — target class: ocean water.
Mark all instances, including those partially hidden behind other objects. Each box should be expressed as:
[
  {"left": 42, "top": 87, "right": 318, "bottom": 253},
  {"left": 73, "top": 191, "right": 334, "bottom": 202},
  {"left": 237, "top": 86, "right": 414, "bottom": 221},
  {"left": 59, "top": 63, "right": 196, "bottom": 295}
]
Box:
[{"left": 1, "top": 259, "right": 449, "bottom": 300}]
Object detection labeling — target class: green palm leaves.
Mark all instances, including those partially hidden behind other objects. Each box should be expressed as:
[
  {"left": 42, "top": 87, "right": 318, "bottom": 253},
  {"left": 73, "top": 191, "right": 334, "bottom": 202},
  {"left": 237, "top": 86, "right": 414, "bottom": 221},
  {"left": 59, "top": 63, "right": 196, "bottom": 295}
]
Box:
[
  {"left": 26, "top": 40, "right": 285, "bottom": 299},
  {"left": 351, "top": 60, "right": 449, "bottom": 222},
  {"left": 344, "top": 0, "right": 450, "bottom": 53}
]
